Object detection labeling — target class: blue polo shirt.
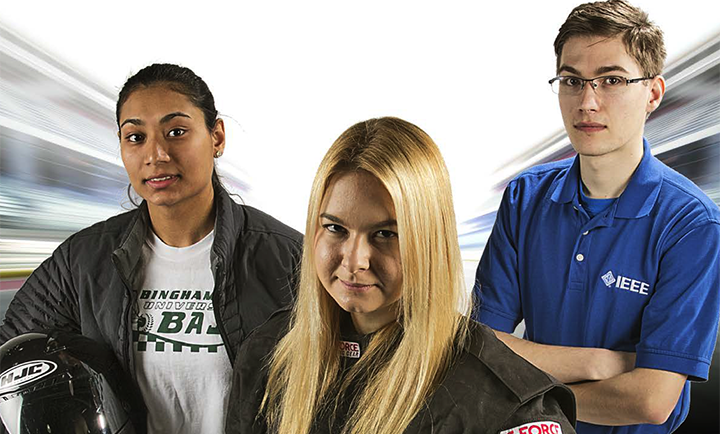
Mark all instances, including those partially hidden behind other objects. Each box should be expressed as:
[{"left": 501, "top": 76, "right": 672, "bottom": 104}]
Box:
[{"left": 473, "top": 139, "right": 720, "bottom": 434}]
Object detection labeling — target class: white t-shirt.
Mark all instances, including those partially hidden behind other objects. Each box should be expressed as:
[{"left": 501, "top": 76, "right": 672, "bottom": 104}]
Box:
[{"left": 133, "top": 229, "right": 233, "bottom": 433}]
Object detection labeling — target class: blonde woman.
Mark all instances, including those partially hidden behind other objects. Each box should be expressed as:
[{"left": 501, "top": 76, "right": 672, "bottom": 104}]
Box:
[{"left": 225, "top": 117, "right": 577, "bottom": 434}]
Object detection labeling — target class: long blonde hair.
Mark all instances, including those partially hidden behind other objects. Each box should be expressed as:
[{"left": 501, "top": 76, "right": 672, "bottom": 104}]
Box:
[{"left": 263, "top": 117, "right": 469, "bottom": 434}]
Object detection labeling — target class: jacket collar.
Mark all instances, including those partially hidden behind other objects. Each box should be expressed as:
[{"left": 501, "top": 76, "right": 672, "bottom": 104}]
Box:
[
  {"left": 210, "top": 185, "right": 245, "bottom": 273},
  {"left": 549, "top": 138, "right": 662, "bottom": 219},
  {"left": 339, "top": 313, "right": 374, "bottom": 361},
  {"left": 112, "top": 184, "right": 244, "bottom": 281},
  {"left": 112, "top": 201, "right": 149, "bottom": 284}
]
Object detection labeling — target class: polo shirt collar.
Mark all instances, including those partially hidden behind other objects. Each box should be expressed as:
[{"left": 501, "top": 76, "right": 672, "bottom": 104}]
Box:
[
  {"left": 550, "top": 138, "right": 662, "bottom": 219},
  {"left": 550, "top": 154, "right": 581, "bottom": 205}
]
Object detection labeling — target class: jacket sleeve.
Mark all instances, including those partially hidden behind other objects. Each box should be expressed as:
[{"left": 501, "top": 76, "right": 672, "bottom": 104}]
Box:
[
  {"left": 497, "top": 389, "right": 577, "bottom": 434},
  {"left": 0, "top": 238, "right": 81, "bottom": 343}
]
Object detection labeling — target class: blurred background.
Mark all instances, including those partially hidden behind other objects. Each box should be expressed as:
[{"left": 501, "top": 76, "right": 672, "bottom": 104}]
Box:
[{"left": 0, "top": 1, "right": 718, "bottom": 431}]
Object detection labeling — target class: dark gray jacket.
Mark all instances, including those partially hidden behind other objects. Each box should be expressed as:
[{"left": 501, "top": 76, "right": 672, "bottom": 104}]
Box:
[
  {"left": 0, "top": 187, "right": 302, "bottom": 430},
  {"left": 227, "top": 309, "right": 577, "bottom": 434}
]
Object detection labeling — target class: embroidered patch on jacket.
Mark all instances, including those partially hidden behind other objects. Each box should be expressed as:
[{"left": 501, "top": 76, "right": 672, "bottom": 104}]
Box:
[
  {"left": 340, "top": 341, "right": 360, "bottom": 358},
  {"left": 499, "top": 421, "right": 562, "bottom": 434}
]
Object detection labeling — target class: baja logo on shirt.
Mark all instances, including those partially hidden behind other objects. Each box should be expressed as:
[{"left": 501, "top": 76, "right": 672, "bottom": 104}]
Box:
[
  {"left": 499, "top": 421, "right": 562, "bottom": 434},
  {"left": 340, "top": 341, "right": 360, "bottom": 358},
  {"left": 133, "top": 289, "right": 224, "bottom": 353},
  {"left": 601, "top": 271, "right": 649, "bottom": 295}
]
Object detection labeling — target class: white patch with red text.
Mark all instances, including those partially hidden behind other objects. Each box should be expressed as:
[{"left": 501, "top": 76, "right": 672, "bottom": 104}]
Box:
[
  {"left": 499, "top": 421, "right": 562, "bottom": 434},
  {"left": 340, "top": 341, "right": 360, "bottom": 358}
]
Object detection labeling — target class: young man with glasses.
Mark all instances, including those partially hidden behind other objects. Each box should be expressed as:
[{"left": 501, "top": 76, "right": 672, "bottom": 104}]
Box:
[{"left": 473, "top": 1, "right": 720, "bottom": 433}]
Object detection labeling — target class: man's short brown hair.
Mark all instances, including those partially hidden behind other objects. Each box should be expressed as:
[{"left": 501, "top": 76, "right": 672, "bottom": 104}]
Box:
[{"left": 554, "top": 0, "right": 666, "bottom": 77}]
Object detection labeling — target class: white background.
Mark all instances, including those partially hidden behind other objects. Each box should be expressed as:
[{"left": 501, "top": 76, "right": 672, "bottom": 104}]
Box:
[{"left": 1, "top": 0, "right": 719, "bottom": 230}]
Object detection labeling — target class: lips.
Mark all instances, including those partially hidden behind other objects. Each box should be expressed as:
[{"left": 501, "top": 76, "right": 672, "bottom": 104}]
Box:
[
  {"left": 145, "top": 174, "right": 179, "bottom": 189},
  {"left": 575, "top": 122, "right": 606, "bottom": 133},
  {"left": 340, "top": 279, "right": 375, "bottom": 292}
]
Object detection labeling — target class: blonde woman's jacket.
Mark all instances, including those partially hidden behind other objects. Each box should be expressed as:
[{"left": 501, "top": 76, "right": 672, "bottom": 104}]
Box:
[{"left": 226, "top": 309, "right": 577, "bottom": 434}]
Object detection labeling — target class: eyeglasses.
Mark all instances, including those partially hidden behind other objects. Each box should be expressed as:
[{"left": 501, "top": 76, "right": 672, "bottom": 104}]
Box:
[{"left": 549, "top": 75, "right": 653, "bottom": 96}]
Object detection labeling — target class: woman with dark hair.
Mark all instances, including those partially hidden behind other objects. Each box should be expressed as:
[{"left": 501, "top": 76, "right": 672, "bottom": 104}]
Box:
[{"left": 0, "top": 63, "right": 302, "bottom": 433}]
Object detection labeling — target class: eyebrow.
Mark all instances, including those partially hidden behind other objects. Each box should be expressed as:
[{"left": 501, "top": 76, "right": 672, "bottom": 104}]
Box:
[
  {"left": 320, "top": 213, "right": 397, "bottom": 229},
  {"left": 120, "top": 118, "right": 142, "bottom": 128},
  {"left": 119, "top": 112, "right": 192, "bottom": 129},
  {"left": 320, "top": 213, "right": 343, "bottom": 223},
  {"left": 370, "top": 219, "right": 398, "bottom": 229},
  {"left": 594, "top": 65, "right": 630, "bottom": 75},
  {"left": 558, "top": 64, "right": 631, "bottom": 76},
  {"left": 160, "top": 112, "right": 192, "bottom": 123}
]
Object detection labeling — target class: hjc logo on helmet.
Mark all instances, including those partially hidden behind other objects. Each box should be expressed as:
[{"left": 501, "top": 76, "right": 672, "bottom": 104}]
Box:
[{"left": 0, "top": 360, "right": 57, "bottom": 393}]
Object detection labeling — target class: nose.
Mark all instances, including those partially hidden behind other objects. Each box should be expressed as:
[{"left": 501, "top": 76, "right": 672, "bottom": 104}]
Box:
[
  {"left": 578, "top": 80, "right": 600, "bottom": 112},
  {"left": 145, "top": 135, "right": 171, "bottom": 165},
  {"left": 341, "top": 234, "right": 371, "bottom": 274}
]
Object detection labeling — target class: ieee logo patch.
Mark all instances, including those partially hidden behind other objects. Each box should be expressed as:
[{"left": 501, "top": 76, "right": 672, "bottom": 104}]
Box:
[
  {"left": 601, "top": 271, "right": 616, "bottom": 287},
  {"left": 600, "top": 271, "right": 650, "bottom": 295}
]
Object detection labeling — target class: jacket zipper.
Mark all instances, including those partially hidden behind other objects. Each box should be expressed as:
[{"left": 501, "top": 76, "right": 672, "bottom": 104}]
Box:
[
  {"left": 113, "top": 256, "right": 140, "bottom": 384},
  {"left": 212, "top": 260, "right": 233, "bottom": 364}
]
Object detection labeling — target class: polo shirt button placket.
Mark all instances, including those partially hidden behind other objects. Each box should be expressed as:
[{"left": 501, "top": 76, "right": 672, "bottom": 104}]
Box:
[{"left": 576, "top": 253, "right": 585, "bottom": 262}]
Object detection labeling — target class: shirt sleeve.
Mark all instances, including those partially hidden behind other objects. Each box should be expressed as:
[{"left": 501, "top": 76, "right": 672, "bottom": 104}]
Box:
[
  {"left": 497, "top": 390, "right": 577, "bottom": 434},
  {"left": 636, "top": 221, "right": 720, "bottom": 381},
  {"left": 472, "top": 183, "right": 524, "bottom": 333}
]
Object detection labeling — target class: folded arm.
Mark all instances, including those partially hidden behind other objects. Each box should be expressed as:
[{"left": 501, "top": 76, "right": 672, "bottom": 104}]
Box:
[
  {"left": 570, "top": 367, "right": 686, "bottom": 425},
  {"left": 494, "top": 331, "right": 686, "bottom": 425},
  {"left": 494, "top": 330, "right": 635, "bottom": 384}
]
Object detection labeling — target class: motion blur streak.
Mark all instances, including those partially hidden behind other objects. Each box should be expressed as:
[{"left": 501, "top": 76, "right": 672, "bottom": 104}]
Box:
[{"left": 0, "top": 22, "right": 251, "bottom": 290}]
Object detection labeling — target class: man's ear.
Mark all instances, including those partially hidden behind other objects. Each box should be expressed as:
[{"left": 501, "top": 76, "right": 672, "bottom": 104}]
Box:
[{"left": 646, "top": 75, "right": 666, "bottom": 115}]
